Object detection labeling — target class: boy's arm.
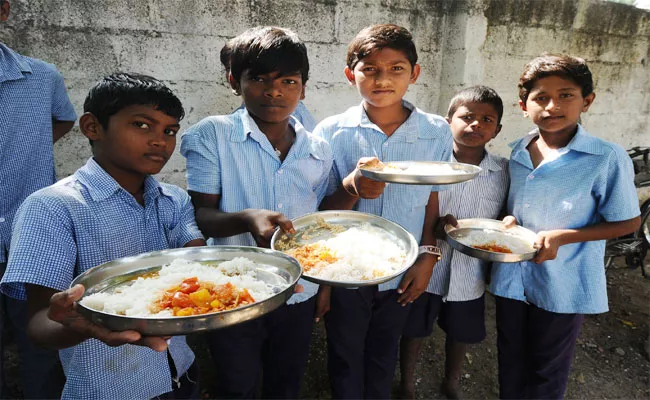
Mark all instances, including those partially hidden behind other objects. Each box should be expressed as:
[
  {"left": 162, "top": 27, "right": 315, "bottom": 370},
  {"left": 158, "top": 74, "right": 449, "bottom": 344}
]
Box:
[
  {"left": 188, "top": 191, "right": 294, "bottom": 248},
  {"left": 53, "top": 120, "right": 74, "bottom": 143},
  {"left": 26, "top": 284, "right": 168, "bottom": 351},
  {"left": 320, "top": 157, "right": 386, "bottom": 210},
  {"left": 396, "top": 191, "right": 440, "bottom": 305},
  {"left": 533, "top": 217, "right": 640, "bottom": 263}
]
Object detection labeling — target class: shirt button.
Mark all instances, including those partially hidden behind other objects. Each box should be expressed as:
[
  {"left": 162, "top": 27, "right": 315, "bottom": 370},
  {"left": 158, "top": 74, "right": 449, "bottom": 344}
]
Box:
[
  {"left": 278, "top": 203, "right": 283, "bottom": 209},
  {"left": 528, "top": 175, "right": 534, "bottom": 180},
  {"left": 383, "top": 143, "right": 389, "bottom": 147},
  {"left": 0, "top": 217, "right": 4, "bottom": 223},
  {"left": 278, "top": 169, "right": 283, "bottom": 174}
]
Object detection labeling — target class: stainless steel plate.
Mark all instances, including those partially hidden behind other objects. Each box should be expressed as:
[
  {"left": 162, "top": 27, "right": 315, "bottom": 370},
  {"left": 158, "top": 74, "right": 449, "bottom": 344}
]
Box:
[
  {"left": 445, "top": 218, "right": 538, "bottom": 263},
  {"left": 359, "top": 161, "right": 481, "bottom": 185},
  {"left": 71, "top": 246, "right": 302, "bottom": 336},
  {"left": 270, "top": 210, "right": 418, "bottom": 288}
]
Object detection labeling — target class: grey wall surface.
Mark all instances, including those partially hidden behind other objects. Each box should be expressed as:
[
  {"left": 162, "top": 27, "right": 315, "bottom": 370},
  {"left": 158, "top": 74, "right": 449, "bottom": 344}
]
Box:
[{"left": 1, "top": 0, "right": 648, "bottom": 188}]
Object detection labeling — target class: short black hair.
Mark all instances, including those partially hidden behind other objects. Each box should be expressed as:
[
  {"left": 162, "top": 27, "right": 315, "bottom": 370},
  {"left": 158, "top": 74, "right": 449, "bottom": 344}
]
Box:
[
  {"left": 447, "top": 85, "right": 504, "bottom": 124},
  {"left": 346, "top": 24, "right": 418, "bottom": 70},
  {"left": 519, "top": 53, "right": 593, "bottom": 102},
  {"left": 229, "top": 26, "right": 309, "bottom": 85},
  {"left": 83, "top": 73, "right": 184, "bottom": 130}
]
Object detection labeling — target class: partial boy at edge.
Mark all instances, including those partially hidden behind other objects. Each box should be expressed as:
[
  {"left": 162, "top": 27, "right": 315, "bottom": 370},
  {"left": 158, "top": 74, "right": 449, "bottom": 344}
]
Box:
[
  {"left": 0, "top": 73, "right": 206, "bottom": 399},
  {"left": 180, "top": 27, "right": 332, "bottom": 399},
  {"left": 490, "top": 54, "right": 640, "bottom": 399},
  {"left": 399, "top": 86, "right": 509, "bottom": 400},
  {"left": 314, "top": 24, "right": 451, "bottom": 400}
]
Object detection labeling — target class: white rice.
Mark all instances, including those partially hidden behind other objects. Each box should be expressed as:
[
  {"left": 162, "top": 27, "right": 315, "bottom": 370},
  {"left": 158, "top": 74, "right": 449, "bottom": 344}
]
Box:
[
  {"left": 303, "top": 224, "right": 406, "bottom": 281},
  {"left": 379, "top": 163, "right": 468, "bottom": 176},
  {"left": 452, "top": 229, "right": 535, "bottom": 253},
  {"left": 80, "top": 257, "right": 281, "bottom": 317}
]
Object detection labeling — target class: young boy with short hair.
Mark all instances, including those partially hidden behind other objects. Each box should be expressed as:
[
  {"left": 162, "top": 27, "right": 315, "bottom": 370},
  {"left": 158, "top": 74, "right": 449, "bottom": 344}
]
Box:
[
  {"left": 220, "top": 27, "right": 317, "bottom": 131},
  {"left": 0, "top": 73, "right": 206, "bottom": 399},
  {"left": 180, "top": 27, "right": 332, "bottom": 398},
  {"left": 399, "top": 86, "right": 509, "bottom": 399},
  {"left": 314, "top": 24, "right": 452, "bottom": 399},
  {"left": 490, "top": 54, "right": 640, "bottom": 399}
]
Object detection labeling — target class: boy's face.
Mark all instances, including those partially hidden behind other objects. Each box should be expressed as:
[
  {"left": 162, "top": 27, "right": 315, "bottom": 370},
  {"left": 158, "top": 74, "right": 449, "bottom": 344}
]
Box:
[
  {"left": 520, "top": 75, "right": 595, "bottom": 136},
  {"left": 344, "top": 47, "right": 420, "bottom": 109},
  {"left": 446, "top": 102, "right": 502, "bottom": 149},
  {"left": 232, "top": 69, "right": 305, "bottom": 124},
  {"left": 80, "top": 104, "right": 179, "bottom": 178}
]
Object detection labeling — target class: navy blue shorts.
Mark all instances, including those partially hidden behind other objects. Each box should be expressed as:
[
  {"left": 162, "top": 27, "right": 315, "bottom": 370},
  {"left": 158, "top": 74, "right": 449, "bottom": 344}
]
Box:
[{"left": 403, "top": 293, "right": 486, "bottom": 344}]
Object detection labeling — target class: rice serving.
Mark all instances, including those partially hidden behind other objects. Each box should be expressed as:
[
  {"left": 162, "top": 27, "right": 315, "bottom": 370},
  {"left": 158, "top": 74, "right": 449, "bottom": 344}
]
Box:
[
  {"left": 80, "top": 257, "right": 282, "bottom": 317},
  {"left": 450, "top": 229, "right": 535, "bottom": 254},
  {"left": 369, "top": 162, "right": 468, "bottom": 176},
  {"left": 285, "top": 223, "right": 406, "bottom": 281}
]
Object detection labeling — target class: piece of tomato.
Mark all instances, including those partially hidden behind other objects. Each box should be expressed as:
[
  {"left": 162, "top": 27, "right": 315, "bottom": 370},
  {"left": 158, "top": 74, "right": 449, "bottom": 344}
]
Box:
[
  {"left": 179, "top": 277, "right": 200, "bottom": 294},
  {"left": 171, "top": 291, "right": 194, "bottom": 308}
]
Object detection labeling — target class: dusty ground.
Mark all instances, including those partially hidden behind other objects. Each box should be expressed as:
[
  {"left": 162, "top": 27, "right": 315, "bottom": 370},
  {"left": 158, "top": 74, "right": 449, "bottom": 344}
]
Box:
[{"left": 3, "top": 260, "right": 649, "bottom": 399}]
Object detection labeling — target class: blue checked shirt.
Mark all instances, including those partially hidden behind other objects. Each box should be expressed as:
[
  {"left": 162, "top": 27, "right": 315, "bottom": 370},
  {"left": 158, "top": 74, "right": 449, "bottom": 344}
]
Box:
[
  {"left": 489, "top": 125, "right": 640, "bottom": 314},
  {"left": 427, "top": 152, "right": 509, "bottom": 300},
  {"left": 314, "top": 101, "right": 453, "bottom": 291},
  {"left": 236, "top": 101, "right": 317, "bottom": 131},
  {"left": 180, "top": 108, "right": 333, "bottom": 304},
  {"left": 1, "top": 158, "right": 204, "bottom": 399},
  {"left": 0, "top": 43, "right": 76, "bottom": 263}
]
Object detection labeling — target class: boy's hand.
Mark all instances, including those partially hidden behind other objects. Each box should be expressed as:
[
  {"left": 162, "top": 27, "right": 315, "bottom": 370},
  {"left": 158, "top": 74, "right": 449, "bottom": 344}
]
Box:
[
  {"left": 49, "top": 285, "right": 169, "bottom": 352},
  {"left": 434, "top": 214, "right": 458, "bottom": 239},
  {"left": 342, "top": 157, "right": 386, "bottom": 199},
  {"left": 502, "top": 215, "right": 518, "bottom": 228},
  {"left": 396, "top": 255, "right": 435, "bottom": 306},
  {"left": 314, "top": 285, "right": 331, "bottom": 322},
  {"left": 244, "top": 209, "right": 295, "bottom": 248},
  {"left": 533, "top": 230, "right": 564, "bottom": 263}
]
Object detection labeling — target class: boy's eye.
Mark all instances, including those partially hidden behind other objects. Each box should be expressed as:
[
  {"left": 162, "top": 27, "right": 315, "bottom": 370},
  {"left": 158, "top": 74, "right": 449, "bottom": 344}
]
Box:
[
  {"left": 460, "top": 115, "right": 472, "bottom": 121},
  {"left": 560, "top": 93, "right": 574, "bottom": 99},
  {"left": 283, "top": 79, "right": 297, "bottom": 84},
  {"left": 164, "top": 129, "right": 178, "bottom": 137},
  {"left": 392, "top": 66, "right": 404, "bottom": 71},
  {"left": 251, "top": 76, "right": 264, "bottom": 82},
  {"left": 534, "top": 96, "right": 548, "bottom": 102},
  {"left": 134, "top": 122, "right": 150, "bottom": 129},
  {"left": 484, "top": 117, "right": 494, "bottom": 123},
  {"left": 362, "top": 67, "right": 376, "bottom": 72}
]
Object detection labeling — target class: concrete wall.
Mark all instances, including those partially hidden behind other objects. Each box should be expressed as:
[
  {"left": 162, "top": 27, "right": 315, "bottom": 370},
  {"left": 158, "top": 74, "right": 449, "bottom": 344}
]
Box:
[{"left": 1, "top": 0, "right": 648, "bottom": 188}]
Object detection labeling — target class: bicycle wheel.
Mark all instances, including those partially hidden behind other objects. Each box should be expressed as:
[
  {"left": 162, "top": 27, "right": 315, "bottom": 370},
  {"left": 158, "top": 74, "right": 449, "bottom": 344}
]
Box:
[{"left": 636, "top": 199, "right": 650, "bottom": 278}]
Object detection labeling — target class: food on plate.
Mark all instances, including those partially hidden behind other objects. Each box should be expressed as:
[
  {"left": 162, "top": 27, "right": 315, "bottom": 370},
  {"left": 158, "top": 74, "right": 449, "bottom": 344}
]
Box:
[
  {"left": 281, "top": 223, "right": 406, "bottom": 281},
  {"left": 80, "top": 257, "right": 283, "bottom": 317},
  {"left": 471, "top": 242, "right": 513, "bottom": 254},
  {"left": 363, "top": 160, "right": 468, "bottom": 176}
]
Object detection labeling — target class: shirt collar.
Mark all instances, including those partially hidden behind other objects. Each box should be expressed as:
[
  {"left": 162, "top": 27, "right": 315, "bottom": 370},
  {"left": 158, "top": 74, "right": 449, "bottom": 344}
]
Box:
[
  {"left": 74, "top": 158, "right": 166, "bottom": 202},
  {"left": 340, "top": 100, "right": 420, "bottom": 143},
  {"left": 232, "top": 107, "right": 323, "bottom": 159},
  {"left": 0, "top": 43, "right": 32, "bottom": 83}
]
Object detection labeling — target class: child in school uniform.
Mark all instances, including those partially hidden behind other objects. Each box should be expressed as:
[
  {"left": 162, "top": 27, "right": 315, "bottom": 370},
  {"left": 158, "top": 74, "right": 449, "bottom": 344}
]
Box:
[
  {"left": 0, "top": 73, "right": 207, "bottom": 399},
  {"left": 490, "top": 54, "right": 641, "bottom": 399},
  {"left": 314, "top": 24, "right": 451, "bottom": 399},
  {"left": 399, "top": 86, "right": 509, "bottom": 399},
  {"left": 180, "top": 27, "right": 332, "bottom": 399},
  {"left": 220, "top": 27, "right": 317, "bottom": 131}
]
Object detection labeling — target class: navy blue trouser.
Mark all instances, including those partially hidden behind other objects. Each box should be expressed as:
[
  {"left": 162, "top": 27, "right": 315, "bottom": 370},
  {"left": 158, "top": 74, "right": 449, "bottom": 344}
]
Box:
[
  {"left": 495, "top": 296, "right": 584, "bottom": 400},
  {"left": 206, "top": 297, "right": 315, "bottom": 399},
  {"left": 325, "top": 287, "right": 411, "bottom": 399}
]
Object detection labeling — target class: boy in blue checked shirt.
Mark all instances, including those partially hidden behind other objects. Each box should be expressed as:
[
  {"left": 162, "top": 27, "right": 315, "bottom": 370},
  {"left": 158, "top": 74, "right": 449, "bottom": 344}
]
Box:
[
  {"left": 399, "top": 86, "right": 509, "bottom": 399},
  {"left": 220, "top": 27, "right": 318, "bottom": 131},
  {"left": 490, "top": 54, "right": 640, "bottom": 399},
  {"left": 0, "top": 1, "right": 76, "bottom": 397},
  {"left": 180, "top": 27, "right": 332, "bottom": 399},
  {"left": 0, "top": 73, "right": 206, "bottom": 400},
  {"left": 314, "top": 24, "right": 451, "bottom": 399}
]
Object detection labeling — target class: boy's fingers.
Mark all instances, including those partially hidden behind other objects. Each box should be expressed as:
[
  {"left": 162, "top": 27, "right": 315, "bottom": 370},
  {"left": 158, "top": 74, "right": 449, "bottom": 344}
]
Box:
[
  {"left": 276, "top": 217, "right": 295, "bottom": 235},
  {"left": 294, "top": 284, "right": 304, "bottom": 293},
  {"left": 136, "top": 336, "right": 169, "bottom": 352}
]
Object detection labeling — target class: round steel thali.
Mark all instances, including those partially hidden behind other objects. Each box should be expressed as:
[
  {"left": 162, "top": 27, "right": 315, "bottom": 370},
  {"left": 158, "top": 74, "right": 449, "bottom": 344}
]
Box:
[
  {"left": 359, "top": 161, "right": 481, "bottom": 185},
  {"left": 270, "top": 210, "right": 419, "bottom": 288},
  {"left": 445, "top": 218, "right": 538, "bottom": 263},
  {"left": 71, "top": 246, "right": 302, "bottom": 336}
]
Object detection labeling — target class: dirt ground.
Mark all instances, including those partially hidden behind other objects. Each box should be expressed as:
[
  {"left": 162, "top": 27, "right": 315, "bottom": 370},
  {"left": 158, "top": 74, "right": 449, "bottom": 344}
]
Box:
[{"left": 3, "top": 259, "right": 649, "bottom": 399}]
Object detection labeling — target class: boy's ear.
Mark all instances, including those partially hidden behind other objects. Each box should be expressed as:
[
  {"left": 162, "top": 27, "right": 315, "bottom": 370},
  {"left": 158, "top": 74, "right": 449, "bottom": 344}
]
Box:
[
  {"left": 79, "top": 112, "right": 104, "bottom": 142},
  {"left": 0, "top": 1, "right": 10, "bottom": 22},
  {"left": 582, "top": 92, "right": 595, "bottom": 112},
  {"left": 344, "top": 67, "right": 355, "bottom": 85},
  {"left": 494, "top": 124, "right": 502, "bottom": 137},
  {"left": 228, "top": 72, "right": 241, "bottom": 95},
  {"left": 445, "top": 116, "right": 451, "bottom": 124},
  {"left": 300, "top": 85, "right": 305, "bottom": 100},
  {"left": 518, "top": 99, "right": 528, "bottom": 116},
  {"left": 409, "top": 64, "right": 421, "bottom": 84}
]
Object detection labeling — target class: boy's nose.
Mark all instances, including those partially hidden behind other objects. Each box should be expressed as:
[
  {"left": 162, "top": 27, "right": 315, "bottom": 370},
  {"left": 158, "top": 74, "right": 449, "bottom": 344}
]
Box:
[
  {"left": 546, "top": 99, "right": 560, "bottom": 110},
  {"left": 264, "top": 82, "right": 283, "bottom": 97}
]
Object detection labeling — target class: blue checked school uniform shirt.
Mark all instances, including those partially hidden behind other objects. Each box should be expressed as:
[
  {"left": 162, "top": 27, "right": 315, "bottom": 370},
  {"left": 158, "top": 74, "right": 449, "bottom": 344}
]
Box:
[
  {"left": 0, "top": 158, "right": 204, "bottom": 399},
  {"left": 0, "top": 43, "right": 77, "bottom": 263},
  {"left": 314, "top": 101, "right": 453, "bottom": 291},
  {"left": 180, "top": 108, "right": 333, "bottom": 304},
  {"left": 490, "top": 125, "right": 640, "bottom": 314},
  {"left": 427, "top": 152, "right": 509, "bottom": 300}
]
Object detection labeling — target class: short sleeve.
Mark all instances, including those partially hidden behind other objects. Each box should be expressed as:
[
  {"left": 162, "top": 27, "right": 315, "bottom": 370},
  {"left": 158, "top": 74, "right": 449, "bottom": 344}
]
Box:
[
  {"left": 180, "top": 120, "right": 222, "bottom": 195},
  {"left": 167, "top": 189, "right": 205, "bottom": 247},
  {"left": 313, "top": 122, "right": 341, "bottom": 197},
  {"left": 596, "top": 146, "right": 640, "bottom": 222},
  {"left": 51, "top": 70, "right": 77, "bottom": 122},
  {"left": 1, "top": 195, "right": 77, "bottom": 300}
]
